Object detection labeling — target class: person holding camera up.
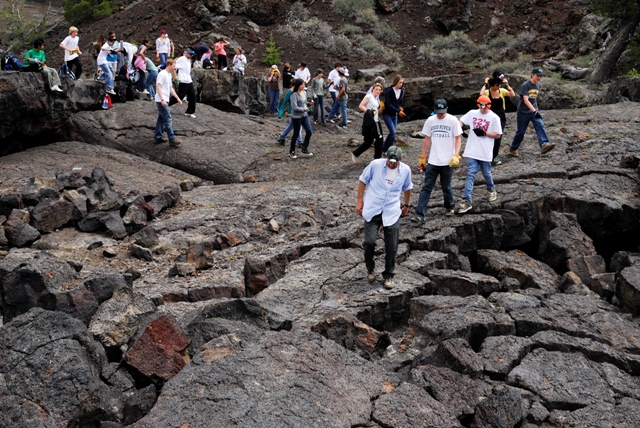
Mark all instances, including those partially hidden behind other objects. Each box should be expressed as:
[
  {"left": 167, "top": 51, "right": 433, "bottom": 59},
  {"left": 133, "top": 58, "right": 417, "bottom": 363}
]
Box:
[
  {"left": 509, "top": 67, "right": 555, "bottom": 157},
  {"left": 480, "top": 69, "right": 515, "bottom": 165},
  {"left": 267, "top": 65, "right": 281, "bottom": 114}
]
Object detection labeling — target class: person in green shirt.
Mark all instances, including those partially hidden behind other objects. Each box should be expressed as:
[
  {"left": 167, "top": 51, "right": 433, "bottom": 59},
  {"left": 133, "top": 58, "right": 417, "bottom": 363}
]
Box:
[{"left": 24, "top": 38, "right": 63, "bottom": 92}]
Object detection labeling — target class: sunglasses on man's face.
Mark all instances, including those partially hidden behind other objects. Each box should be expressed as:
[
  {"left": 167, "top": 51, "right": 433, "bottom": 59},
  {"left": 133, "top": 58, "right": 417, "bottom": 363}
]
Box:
[{"left": 478, "top": 102, "right": 489, "bottom": 108}]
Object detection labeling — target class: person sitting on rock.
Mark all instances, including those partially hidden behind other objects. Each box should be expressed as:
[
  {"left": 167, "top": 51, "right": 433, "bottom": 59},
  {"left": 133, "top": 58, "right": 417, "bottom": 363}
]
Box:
[
  {"left": 457, "top": 95, "right": 502, "bottom": 214},
  {"left": 24, "top": 38, "right": 63, "bottom": 92},
  {"left": 232, "top": 48, "right": 247, "bottom": 75}
]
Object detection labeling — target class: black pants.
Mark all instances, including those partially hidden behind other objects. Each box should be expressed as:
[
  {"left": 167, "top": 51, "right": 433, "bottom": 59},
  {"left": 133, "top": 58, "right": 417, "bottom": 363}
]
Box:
[
  {"left": 170, "top": 82, "right": 196, "bottom": 114},
  {"left": 353, "top": 122, "right": 383, "bottom": 159},
  {"left": 217, "top": 54, "right": 227, "bottom": 70},
  {"left": 66, "top": 57, "right": 82, "bottom": 79},
  {"left": 363, "top": 214, "right": 400, "bottom": 279}
]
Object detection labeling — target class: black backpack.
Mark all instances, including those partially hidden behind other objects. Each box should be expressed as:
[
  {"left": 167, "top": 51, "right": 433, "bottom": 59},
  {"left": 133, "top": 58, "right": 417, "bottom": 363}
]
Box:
[
  {"left": 21, "top": 61, "right": 43, "bottom": 72},
  {"left": 59, "top": 62, "right": 76, "bottom": 79},
  {"left": 2, "top": 55, "right": 23, "bottom": 71}
]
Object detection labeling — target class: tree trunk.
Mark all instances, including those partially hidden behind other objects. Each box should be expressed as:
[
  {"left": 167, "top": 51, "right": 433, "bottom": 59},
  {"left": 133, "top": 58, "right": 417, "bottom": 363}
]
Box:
[{"left": 589, "top": 13, "right": 640, "bottom": 83}]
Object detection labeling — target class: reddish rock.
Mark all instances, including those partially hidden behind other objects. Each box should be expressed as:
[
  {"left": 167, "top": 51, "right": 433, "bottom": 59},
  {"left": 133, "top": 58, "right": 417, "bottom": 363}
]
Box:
[{"left": 125, "top": 314, "right": 190, "bottom": 383}]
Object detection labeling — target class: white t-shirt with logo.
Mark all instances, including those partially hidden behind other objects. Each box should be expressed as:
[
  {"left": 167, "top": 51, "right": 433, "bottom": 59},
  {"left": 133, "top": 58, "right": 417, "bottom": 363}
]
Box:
[
  {"left": 385, "top": 166, "right": 399, "bottom": 187},
  {"left": 460, "top": 109, "right": 503, "bottom": 162},
  {"left": 174, "top": 56, "right": 193, "bottom": 84},
  {"left": 421, "top": 114, "right": 463, "bottom": 166},
  {"left": 61, "top": 35, "right": 79, "bottom": 61}
]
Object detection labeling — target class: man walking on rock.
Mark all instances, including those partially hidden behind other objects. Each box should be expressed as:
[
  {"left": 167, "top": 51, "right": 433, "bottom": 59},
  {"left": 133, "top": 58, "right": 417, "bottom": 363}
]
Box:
[
  {"left": 356, "top": 146, "right": 413, "bottom": 289},
  {"left": 154, "top": 59, "right": 182, "bottom": 146},
  {"left": 172, "top": 49, "right": 197, "bottom": 118},
  {"left": 509, "top": 67, "right": 555, "bottom": 157}
]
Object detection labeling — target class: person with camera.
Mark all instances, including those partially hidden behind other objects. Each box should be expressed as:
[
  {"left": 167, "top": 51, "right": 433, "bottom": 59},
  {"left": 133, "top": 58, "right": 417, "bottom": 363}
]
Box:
[
  {"left": 457, "top": 95, "right": 503, "bottom": 214},
  {"left": 356, "top": 146, "right": 413, "bottom": 289},
  {"left": 267, "top": 65, "right": 281, "bottom": 114},
  {"left": 288, "top": 79, "right": 314, "bottom": 159},
  {"left": 480, "top": 70, "right": 515, "bottom": 165},
  {"left": 509, "top": 67, "right": 555, "bottom": 156}
]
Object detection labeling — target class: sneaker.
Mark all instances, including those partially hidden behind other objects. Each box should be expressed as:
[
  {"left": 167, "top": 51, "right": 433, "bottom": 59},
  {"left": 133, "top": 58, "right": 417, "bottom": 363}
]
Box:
[
  {"left": 383, "top": 278, "right": 395, "bottom": 289},
  {"left": 106, "top": 89, "right": 116, "bottom": 95},
  {"left": 313, "top": 121, "right": 318, "bottom": 125},
  {"left": 142, "top": 89, "right": 149, "bottom": 94},
  {"left": 410, "top": 215, "right": 425, "bottom": 222},
  {"left": 458, "top": 200, "right": 472, "bottom": 213},
  {"left": 445, "top": 209, "right": 455, "bottom": 216},
  {"left": 492, "top": 158, "right": 503, "bottom": 166},
  {"left": 301, "top": 151, "right": 314, "bottom": 156},
  {"left": 488, "top": 190, "right": 498, "bottom": 202},
  {"left": 540, "top": 143, "right": 556, "bottom": 154},
  {"left": 509, "top": 149, "right": 519, "bottom": 157},
  {"left": 327, "top": 119, "right": 335, "bottom": 124},
  {"left": 367, "top": 271, "right": 376, "bottom": 282},
  {"left": 351, "top": 153, "right": 359, "bottom": 164},
  {"left": 51, "top": 85, "right": 63, "bottom": 92},
  {"left": 289, "top": 152, "right": 297, "bottom": 159},
  {"left": 338, "top": 124, "right": 347, "bottom": 128},
  {"left": 185, "top": 113, "right": 196, "bottom": 118},
  {"left": 277, "top": 138, "right": 285, "bottom": 146},
  {"left": 347, "top": 119, "right": 352, "bottom": 124},
  {"left": 169, "top": 139, "right": 181, "bottom": 146}
]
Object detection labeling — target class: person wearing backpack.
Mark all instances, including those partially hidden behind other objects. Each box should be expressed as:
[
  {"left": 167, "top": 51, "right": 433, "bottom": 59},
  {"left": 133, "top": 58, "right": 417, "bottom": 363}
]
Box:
[
  {"left": 24, "top": 38, "right": 63, "bottom": 92},
  {"left": 59, "top": 26, "right": 83, "bottom": 79},
  {"left": 97, "top": 37, "right": 117, "bottom": 96}
]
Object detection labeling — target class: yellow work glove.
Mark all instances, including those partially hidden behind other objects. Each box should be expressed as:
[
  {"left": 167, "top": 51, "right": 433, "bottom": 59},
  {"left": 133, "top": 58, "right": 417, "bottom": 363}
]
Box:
[
  {"left": 379, "top": 101, "right": 385, "bottom": 112},
  {"left": 449, "top": 153, "right": 462, "bottom": 168},
  {"left": 418, "top": 156, "right": 427, "bottom": 171}
]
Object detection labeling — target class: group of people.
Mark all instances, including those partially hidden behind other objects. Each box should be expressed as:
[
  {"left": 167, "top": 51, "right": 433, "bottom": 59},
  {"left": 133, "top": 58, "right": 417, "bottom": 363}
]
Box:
[{"left": 357, "top": 67, "right": 554, "bottom": 289}]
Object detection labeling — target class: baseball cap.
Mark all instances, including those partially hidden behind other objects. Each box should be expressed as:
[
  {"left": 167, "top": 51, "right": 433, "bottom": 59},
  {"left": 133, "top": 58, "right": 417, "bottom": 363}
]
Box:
[
  {"left": 492, "top": 69, "right": 504, "bottom": 80},
  {"left": 271, "top": 64, "right": 278, "bottom": 69},
  {"left": 532, "top": 67, "right": 544, "bottom": 75},
  {"left": 160, "top": 29, "right": 167, "bottom": 35},
  {"left": 477, "top": 95, "right": 491, "bottom": 105},
  {"left": 386, "top": 146, "right": 402, "bottom": 163},
  {"left": 434, "top": 99, "right": 448, "bottom": 113},
  {"left": 185, "top": 50, "right": 195, "bottom": 55},
  {"left": 338, "top": 67, "right": 349, "bottom": 76}
]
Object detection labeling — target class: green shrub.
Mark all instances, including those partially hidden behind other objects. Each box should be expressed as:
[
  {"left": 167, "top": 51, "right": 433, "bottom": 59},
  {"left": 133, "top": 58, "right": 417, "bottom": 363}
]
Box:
[
  {"left": 288, "top": 1, "right": 311, "bottom": 21},
  {"left": 261, "top": 34, "right": 281, "bottom": 66},
  {"left": 627, "top": 68, "right": 640, "bottom": 78},
  {"left": 354, "top": 8, "right": 378, "bottom": 27},
  {"left": 0, "top": 0, "right": 46, "bottom": 51},
  {"left": 374, "top": 22, "right": 399, "bottom": 44},
  {"left": 355, "top": 34, "right": 386, "bottom": 57},
  {"left": 333, "top": 0, "right": 375, "bottom": 18},
  {"left": 92, "top": 1, "right": 112, "bottom": 20},
  {"left": 340, "top": 24, "right": 363, "bottom": 35},
  {"left": 329, "top": 34, "right": 352, "bottom": 57},
  {"left": 418, "top": 31, "right": 483, "bottom": 67},
  {"left": 64, "top": 0, "right": 114, "bottom": 25}
]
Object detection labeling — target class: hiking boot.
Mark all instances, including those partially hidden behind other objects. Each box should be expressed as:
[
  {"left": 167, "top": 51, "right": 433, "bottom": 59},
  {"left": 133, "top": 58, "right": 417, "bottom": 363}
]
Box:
[
  {"left": 154, "top": 137, "right": 168, "bottom": 145},
  {"left": 367, "top": 271, "right": 376, "bottom": 282},
  {"left": 383, "top": 278, "right": 395, "bottom": 289},
  {"left": 445, "top": 209, "right": 455, "bottom": 216},
  {"left": 540, "top": 142, "right": 556, "bottom": 154},
  {"left": 289, "top": 152, "right": 297, "bottom": 159},
  {"left": 277, "top": 138, "right": 285, "bottom": 146},
  {"left": 169, "top": 139, "right": 181, "bottom": 146},
  {"left": 509, "top": 149, "right": 519, "bottom": 157},
  {"left": 458, "top": 200, "right": 472, "bottom": 214},
  {"left": 351, "top": 153, "right": 359, "bottom": 164},
  {"left": 488, "top": 190, "right": 498, "bottom": 202}
]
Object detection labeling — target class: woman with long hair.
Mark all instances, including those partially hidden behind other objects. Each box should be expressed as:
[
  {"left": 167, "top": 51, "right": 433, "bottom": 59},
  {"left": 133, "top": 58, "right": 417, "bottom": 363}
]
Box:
[
  {"left": 481, "top": 70, "right": 515, "bottom": 165},
  {"left": 352, "top": 82, "right": 384, "bottom": 163},
  {"left": 381, "top": 74, "right": 405, "bottom": 153},
  {"left": 289, "top": 79, "right": 314, "bottom": 159}
]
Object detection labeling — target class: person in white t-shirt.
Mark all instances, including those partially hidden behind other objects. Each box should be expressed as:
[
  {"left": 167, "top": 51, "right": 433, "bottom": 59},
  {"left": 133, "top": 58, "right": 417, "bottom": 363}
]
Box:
[
  {"left": 352, "top": 82, "right": 384, "bottom": 162},
  {"left": 457, "top": 95, "right": 503, "bottom": 213},
  {"left": 294, "top": 61, "right": 311, "bottom": 85},
  {"left": 413, "top": 98, "right": 462, "bottom": 221},
  {"left": 96, "top": 37, "right": 117, "bottom": 95},
  {"left": 326, "top": 62, "right": 342, "bottom": 122},
  {"left": 154, "top": 59, "right": 182, "bottom": 146},
  {"left": 59, "top": 26, "right": 83, "bottom": 79},
  {"left": 171, "top": 50, "right": 196, "bottom": 118}
]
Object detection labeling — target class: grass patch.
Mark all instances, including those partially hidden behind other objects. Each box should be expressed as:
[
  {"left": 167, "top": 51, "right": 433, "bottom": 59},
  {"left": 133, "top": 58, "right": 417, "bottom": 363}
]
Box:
[
  {"left": 374, "top": 22, "right": 399, "bottom": 44},
  {"left": 333, "top": 0, "right": 375, "bottom": 18}
]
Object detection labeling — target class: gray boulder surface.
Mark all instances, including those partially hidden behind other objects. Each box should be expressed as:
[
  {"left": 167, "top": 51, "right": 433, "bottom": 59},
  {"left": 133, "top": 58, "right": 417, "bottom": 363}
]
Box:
[{"left": 0, "top": 93, "right": 639, "bottom": 427}]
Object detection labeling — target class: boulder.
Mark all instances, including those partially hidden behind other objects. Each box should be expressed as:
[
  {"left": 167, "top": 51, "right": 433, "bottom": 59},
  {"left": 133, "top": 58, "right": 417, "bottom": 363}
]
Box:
[
  {"left": 0, "top": 308, "right": 125, "bottom": 427},
  {"left": 29, "top": 197, "right": 74, "bottom": 232},
  {"left": 425, "top": 269, "right": 505, "bottom": 297},
  {"left": 311, "top": 313, "right": 391, "bottom": 359},
  {"left": 3, "top": 217, "right": 40, "bottom": 247},
  {"left": 131, "top": 225, "right": 159, "bottom": 248},
  {"left": 131, "top": 331, "right": 398, "bottom": 428},
  {"left": 538, "top": 211, "right": 597, "bottom": 269},
  {"left": 616, "top": 265, "right": 640, "bottom": 314},
  {"left": 476, "top": 249, "right": 560, "bottom": 291},
  {"left": 474, "top": 385, "right": 528, "bottom": 428}
]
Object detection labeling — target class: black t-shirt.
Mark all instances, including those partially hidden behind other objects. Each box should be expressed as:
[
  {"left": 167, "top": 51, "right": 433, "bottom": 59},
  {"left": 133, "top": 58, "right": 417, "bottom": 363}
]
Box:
[
  {"left": 283, "top": 70, "right": 294, "bottom": 89},
  {"left": 194, "top": 45, "right": 211, "bottom": 59}
]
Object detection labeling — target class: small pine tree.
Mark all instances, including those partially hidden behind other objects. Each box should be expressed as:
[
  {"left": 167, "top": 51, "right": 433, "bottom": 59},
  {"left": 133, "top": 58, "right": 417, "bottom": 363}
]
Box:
[{"left": 261, "top": 34, "right": 281, "bottom": 66}]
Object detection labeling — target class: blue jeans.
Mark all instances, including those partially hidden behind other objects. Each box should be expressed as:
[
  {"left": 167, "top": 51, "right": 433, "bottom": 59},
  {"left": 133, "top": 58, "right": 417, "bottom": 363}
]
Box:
[
  {"left": 290, "top": 116, "right": 313, "bottom": 153},
  {"left": 327, "top": 92, "right": 339, "bottom": 119},
  {"left": 146, "top": 69, "right": 158, "bottom": 97},
  {"left": 462, "top": 158, "right": 495, "bottom": 204},
  {"left": 364, "top": 214, "right": 400, "bottom": 279},
  {"left": 158, "top": 53, "right": 168, "bottom": 67},
  {"left": 415, "top": 164, "right": 455, "bottom": 219},
  {"left": 339, "top": 99, "right": 348, "bottom": 126},
  {"left": 313, "top": 96, "right": 325, "bottom": 122},
  {"left": 99, "top": 63, "right": 114, "bottom": 91},
  {"left": 510, "top": 111, "right": 549, "bottom": 151},
  {"left": 269, "top": 89, "right": 280, "bottom": 113},
  {"left": 155, "top": 102, "right": 176, "bottom": 143},
  {"left": 279, "top": 118, "right": 303, "bottom": 144},
  {"left": 382, "top": 113, "right": 398, "bottom": 152}
]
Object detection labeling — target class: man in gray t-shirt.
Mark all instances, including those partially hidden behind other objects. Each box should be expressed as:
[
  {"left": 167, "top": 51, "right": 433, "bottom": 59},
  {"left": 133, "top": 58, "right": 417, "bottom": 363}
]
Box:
[
  {"left": 509, "top": 67, "right": 555, "bottom": 156},
  {"left": 334, "top": 67, "right": 349, "bottom": 128}
]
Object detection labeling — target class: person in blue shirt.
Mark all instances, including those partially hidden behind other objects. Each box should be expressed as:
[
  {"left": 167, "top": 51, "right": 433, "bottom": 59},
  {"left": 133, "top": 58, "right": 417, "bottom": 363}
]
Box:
[{"left": 356, "top": 146, "right": 413, "bottom": 289}]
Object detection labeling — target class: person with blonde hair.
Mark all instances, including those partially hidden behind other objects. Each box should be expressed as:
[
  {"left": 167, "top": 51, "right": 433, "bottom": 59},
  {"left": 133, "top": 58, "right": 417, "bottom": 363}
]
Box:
[
  {"left": 352, "top": 82, "right": 384, "bottom": 162},
  {"left": 59, "top": 26, "right": 83, "bottom": 79}
]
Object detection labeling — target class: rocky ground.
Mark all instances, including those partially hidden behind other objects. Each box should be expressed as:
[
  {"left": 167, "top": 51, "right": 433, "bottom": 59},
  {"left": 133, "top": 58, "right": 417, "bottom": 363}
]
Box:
[{"left": 1, "top": 64, "right": 640, "bottom": 426}]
